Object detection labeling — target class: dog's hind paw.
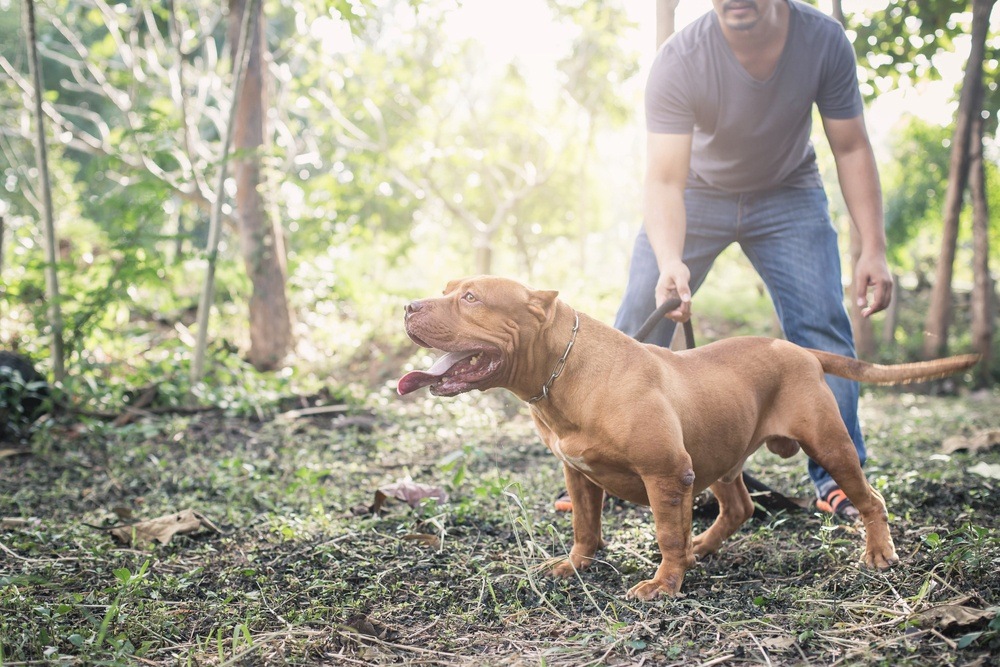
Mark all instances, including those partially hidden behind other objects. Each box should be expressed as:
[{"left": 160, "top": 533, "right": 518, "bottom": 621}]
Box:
[{"left": 692, "top": 533, "right": 722, "bottom": 558}]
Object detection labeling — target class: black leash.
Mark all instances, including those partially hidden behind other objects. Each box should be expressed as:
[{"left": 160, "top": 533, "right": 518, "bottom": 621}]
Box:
[
  {"left": 633, "top": 297, "right": 696, "bottom": 347},
  {"left": 630, "top": 298, "right": 801, "bottom": 513}
]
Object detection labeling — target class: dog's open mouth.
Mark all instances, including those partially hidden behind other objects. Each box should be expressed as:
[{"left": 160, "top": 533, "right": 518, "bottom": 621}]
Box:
[{"left": 397, "top": 349, "right": 502, "bottom": 397}]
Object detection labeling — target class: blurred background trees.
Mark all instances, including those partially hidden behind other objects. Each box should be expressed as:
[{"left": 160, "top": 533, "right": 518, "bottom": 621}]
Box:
[{"left": 0, "top": 0, "right": 997, "bottom": 411}]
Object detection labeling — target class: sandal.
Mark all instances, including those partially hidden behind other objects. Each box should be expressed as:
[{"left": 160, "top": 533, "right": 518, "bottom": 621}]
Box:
[
  {"left": 554, "top": 490, "right": 619, "bottom": 513},
  {"left": 554, "top": 491, "right": 573, "bottom": 513},
  {"left": 816, "top": 488, "right": 860, "bottom": 521}
]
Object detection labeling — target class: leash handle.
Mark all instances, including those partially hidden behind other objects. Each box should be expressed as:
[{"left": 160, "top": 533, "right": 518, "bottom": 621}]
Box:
[{"left": 634, "top": 298, "right": 696, "bottom": 349}]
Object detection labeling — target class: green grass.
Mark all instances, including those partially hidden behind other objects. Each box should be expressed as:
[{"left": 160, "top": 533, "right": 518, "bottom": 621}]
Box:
[{"left": 1, "top": 386, "right": 999, "bottom": 666}]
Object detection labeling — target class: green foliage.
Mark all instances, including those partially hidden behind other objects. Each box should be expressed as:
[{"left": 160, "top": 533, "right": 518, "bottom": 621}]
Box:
[
  {"left": 881, "top": 117, "right": 952, "bottom": 264},
  {"left": 850, "top": 0, "right": 965, "bottom": 85},
  {"left": 550, "top": 0, "right": 639, "bottom": 125},
  {"left": 849, "top": 0, "right": 999, "bottom": 134},
  {"left": 0, "top": 357, "right": 50, "bottom": 441},
  {"left": 878, "top": 114, "right": 1000, "bottom": 289},
  {"left": 1, "top": 389, "right": 999, "bottom": 664},
  {"left": 2, "top": 0, "right": 998, "bottom": 404}
]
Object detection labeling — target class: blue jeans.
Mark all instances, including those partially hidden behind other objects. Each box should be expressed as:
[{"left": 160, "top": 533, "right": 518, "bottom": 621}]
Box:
[{"left": 614, "top": 186, "right": 864, "bottom": 497}]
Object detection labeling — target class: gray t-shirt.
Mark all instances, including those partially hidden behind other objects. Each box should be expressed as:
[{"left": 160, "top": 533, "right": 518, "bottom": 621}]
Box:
[{"left": 645, "top": 0, "right": 863, "bottom": 193}]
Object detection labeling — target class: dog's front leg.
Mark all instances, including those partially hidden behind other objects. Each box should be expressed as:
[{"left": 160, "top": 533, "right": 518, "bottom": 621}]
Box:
[
  {"left": 548, "top": 465, "right": 605, "bottom": 578},
  {"left": 627, "top": 469, "right": 696, "bottom": 600}
]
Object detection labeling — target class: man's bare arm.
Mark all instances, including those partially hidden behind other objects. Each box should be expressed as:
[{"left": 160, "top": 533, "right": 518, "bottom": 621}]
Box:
[
  {"left": 644, "top": 131, "right": 694, "bottom": 320},
  {"left": 822, "top": 114, "right": 893, "bottom": 317}
]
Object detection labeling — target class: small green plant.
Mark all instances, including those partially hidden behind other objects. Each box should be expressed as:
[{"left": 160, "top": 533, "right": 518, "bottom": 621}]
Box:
[{"left": 0, "top": 354, "right": 51, "bottom": 441}]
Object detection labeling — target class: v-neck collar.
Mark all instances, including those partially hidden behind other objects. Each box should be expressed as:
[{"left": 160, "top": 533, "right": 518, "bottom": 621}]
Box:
[{"left": 711, "top": 0, "right": 796, "bottom": 86}]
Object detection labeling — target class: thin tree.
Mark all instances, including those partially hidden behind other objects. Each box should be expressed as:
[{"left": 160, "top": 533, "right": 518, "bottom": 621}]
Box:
[
  {"left": 191, "top": 0, "right": 258, "bottom": 384},
  {"left": 24, "top": 0, "right": 65, "bottom": 384},
  {"left": 228, "top": 0, "right": 292, "bottom": 370},
  {"left": 969, "top": 110, "right": 993, "bottom": 384},
  {"left": 922, "top": 0, "right": 995, "bottom": 359},
  {"left": 656, "top": 0, "right": 679, "bottom": 48}
]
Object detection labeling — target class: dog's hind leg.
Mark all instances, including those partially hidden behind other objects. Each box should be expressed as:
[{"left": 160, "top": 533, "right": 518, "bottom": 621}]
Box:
[
  {"left": 794, "top": 400, "right": 899, "bottom": 570},
  {"left": 692, "top": 474, "right": 756, "bottom": 559}
]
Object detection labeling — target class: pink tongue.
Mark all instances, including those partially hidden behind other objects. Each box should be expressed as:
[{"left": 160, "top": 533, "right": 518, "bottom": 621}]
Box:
[{"left": 397, "top": 351, "right": 473, "bottom": 396}]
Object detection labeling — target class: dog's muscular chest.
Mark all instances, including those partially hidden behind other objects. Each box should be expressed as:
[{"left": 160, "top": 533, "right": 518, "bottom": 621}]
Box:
[
  {"left": 546, "top": 433, "right": 649, "bottom": 504},
  {"left": 548, "top": 437, "right": 596, "bottom": 474}
]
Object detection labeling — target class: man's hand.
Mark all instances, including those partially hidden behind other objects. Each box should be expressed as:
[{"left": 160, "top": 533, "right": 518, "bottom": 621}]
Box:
[
  {"left": 854, "top": 253, "right": 893, "bottom": 317},
  {"left": 656, "top": 260, "right": 692, "bottom": 322}
]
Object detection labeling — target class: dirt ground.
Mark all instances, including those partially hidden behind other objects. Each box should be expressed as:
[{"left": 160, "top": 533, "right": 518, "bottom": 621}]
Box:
[{"left": 1, "top": 387, "right": 999, "bottom": 666}]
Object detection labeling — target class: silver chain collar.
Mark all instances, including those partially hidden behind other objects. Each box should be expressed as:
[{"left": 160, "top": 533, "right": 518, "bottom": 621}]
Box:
[{"left": 527, "top": 311, "right": 580, "bottom": 404}]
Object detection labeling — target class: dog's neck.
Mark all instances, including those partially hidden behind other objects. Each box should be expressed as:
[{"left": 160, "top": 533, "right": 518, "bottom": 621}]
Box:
[
  {"left": 503, "top": 299, "right": 576, "bottom": 404},
  {"left": 526, "top": 308, "right": 579, "bottom": 405}
]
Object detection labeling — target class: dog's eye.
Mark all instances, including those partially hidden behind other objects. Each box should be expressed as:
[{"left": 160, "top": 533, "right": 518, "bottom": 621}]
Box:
[{"left": 462, "top": 292, "right": 477, "bottom": 303}]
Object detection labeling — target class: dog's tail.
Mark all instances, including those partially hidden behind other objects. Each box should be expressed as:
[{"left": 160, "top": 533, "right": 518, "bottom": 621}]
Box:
[{"left": 807, "top": 349, "right": 980, "bottom": 386}]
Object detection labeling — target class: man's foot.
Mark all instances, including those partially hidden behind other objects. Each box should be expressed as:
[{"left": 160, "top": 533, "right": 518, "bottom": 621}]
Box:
[
  {"left": 554, "top": 491, "right": 573, "bottom": 512},
  {"left": 554, "top": 491, "right": 622, "bottom": 513},
  {"left": 816, "top": 487, "right": 860, "bottom": 521}
]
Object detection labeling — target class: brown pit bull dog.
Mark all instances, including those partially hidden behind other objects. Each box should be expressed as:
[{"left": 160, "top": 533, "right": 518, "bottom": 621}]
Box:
[{"left": 397, "top": 276, "right": 979, "bottom": 600}]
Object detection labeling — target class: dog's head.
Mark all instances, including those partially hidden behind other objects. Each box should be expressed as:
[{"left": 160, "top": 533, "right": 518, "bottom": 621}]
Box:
[{"left": 397, "top": 276, "right": 559, "bottom": 397}]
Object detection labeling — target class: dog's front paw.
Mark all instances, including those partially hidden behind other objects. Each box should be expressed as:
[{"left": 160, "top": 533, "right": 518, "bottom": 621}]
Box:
[
  {"left": 544, "top": 552, "right": 597, "bottom": 579},
  {"left": 862, "top": 543, "right": 899, "bottom": 570},
  {"left": 626, "top": 576, "right": 681, "bottom": 601},
  {"left": 547, "top": 558, "right": 578, "bottom": 578}
]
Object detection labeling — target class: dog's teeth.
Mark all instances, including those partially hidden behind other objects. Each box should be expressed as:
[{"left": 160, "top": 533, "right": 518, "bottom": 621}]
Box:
[{"left": 470, "top": 355, "right": 479, "bottom": 366}]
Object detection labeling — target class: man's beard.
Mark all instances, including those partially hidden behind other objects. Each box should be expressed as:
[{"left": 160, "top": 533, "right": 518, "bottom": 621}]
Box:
[{"left": 721, "top": 0, "right": 762, "bottom": 31}]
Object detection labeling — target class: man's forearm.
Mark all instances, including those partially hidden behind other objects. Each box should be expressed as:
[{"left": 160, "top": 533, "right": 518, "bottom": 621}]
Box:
[
  {"left": 643, "top": 179, "right": 688, "bottom": 270},
  {"left": 833, "top": 135, "right": 894, "bottom": 314},
  {"left": 835, "top": 144, "right": 886, "bottom": 256}
]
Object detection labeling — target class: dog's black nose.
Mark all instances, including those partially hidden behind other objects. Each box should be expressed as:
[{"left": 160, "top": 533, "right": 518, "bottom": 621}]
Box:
[{"left": 405, "top": 300, "right": 423, "bottom": 315}]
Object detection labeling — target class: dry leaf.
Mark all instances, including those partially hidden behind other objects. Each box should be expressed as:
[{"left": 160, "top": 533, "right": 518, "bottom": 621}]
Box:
[
  {"left": 967, "top": 462, "right": 1000, "bottom": 480},
  {"left": 941, "top": 430, "right": 1000, "bottom": 454},
  {"left": 1, "top": 517, "right": 41, "bottom": 530},
  {"left": 0, "top": 448, "right": 31, "bottom": 460},
  {"left": 343, "top": 614, "right": 396, "bottom": 641},
  {"left": 760, "top": 636, "right": 796, "bottom": 651},
  {"left": 372, "top": 480, "right": 449, "bottom": 514},
  {"left": 349, "top": 504, "right": 373, "bottom": 517},
  {"left": 344, "top": 614, "right": 380, "bottom": 637},
  {"left": 108, "top": 509, "right": 222, "bottom": 547},
  {"left": 916, "top": 603, "right": 996, "bottom": 630},
  {"left": 111, "top": 506, "right": 135, "bottom": 521},
  {"left": 401, "top": 533, "right": 441, "bottom": 548}
]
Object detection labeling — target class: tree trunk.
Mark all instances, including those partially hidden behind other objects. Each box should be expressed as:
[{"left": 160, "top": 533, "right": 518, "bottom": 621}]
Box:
[
  {"left": 474, "top": 237, "right": 492, "bottom": 276},
  {"left": 25, "top": 0, "right": 65, "bottom": 383},
  {"left": 922, "top": 0, "right": 994, "bottom": 359},
  {"left": 881, "top": 274, "right": 900, "bottom": 348},
  {"left": 228, "top": 0, "right": 291, "bottom": 371},
  {"left": 830, "top": 0, "right": 844, "bottom": 26},
  {"left": 969, "top": 112, "right": 993, "bottom": 384},
  {"left": 656, "top": 0, "right": 679, "bottom": 48},
  {"left": 192, "top": 0, "right": 256, "bottom": 385}
]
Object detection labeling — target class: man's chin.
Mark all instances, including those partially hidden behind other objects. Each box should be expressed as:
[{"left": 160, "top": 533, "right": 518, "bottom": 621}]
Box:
[{"left": 724, "top": 17, "right": 760, "bottom": 31}]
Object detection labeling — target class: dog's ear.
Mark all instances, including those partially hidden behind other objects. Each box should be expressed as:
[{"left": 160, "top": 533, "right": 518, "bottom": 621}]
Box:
[
  {"left": 443, "top": 279, "right": 462, "bottom": 295},
  {"left": 527, "top": 289, "right": 559, "bottom": 323}
]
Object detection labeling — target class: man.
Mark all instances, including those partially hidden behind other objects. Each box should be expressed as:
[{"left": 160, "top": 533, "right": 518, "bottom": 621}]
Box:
[
  {"left": 557, "top": 0, "right": 892, "bottom": 518},
  {"left": 624, "top": 0, "right": 893, "bottom": 519}
]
